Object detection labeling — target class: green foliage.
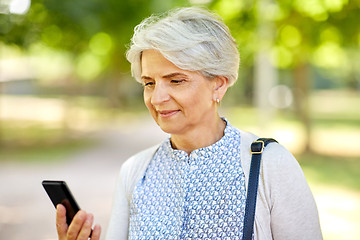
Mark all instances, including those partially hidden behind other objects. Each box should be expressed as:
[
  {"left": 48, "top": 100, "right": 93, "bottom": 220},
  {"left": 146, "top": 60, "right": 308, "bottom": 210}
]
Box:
[
  {"left": 1, "top": 0, "right": 190, "bottom": 78},
  {"left": 1, "top": 0, "right": 358, "bottom": 87}
]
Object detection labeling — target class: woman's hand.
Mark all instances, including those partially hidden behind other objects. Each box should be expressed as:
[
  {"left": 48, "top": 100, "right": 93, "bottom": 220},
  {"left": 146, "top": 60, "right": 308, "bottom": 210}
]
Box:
[{"left": 56, "top": 204, "right": 101, "bottom": 240}]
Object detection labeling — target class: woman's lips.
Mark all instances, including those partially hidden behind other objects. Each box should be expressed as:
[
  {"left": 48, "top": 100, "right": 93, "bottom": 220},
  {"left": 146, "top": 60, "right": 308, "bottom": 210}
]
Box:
[{"left": 158, "top": 110, "right": 179, "bottom": 118}]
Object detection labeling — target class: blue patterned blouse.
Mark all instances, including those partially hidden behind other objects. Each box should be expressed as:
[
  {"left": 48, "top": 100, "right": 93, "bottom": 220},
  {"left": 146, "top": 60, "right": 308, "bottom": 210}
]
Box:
[{"left": 129, "top": 121, "right": 247, "bottom": 239}]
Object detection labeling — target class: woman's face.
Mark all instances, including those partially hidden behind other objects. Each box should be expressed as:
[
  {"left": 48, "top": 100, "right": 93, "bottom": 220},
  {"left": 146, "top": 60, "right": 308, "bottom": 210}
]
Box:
[{"left": 141, "top": 49, "right": 218, "bottom": 136}]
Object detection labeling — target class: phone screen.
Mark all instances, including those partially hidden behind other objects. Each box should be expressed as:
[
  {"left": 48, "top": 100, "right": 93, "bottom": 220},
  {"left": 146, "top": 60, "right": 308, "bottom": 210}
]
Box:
[{"left": 42, "top": 180, "right": 81, "bottom": 225}]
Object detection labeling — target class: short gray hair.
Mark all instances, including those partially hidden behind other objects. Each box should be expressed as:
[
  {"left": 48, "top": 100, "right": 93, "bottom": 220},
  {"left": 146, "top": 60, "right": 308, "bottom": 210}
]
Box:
[{"left": 126, "top": 7, "right": 240, "bottom": 86}]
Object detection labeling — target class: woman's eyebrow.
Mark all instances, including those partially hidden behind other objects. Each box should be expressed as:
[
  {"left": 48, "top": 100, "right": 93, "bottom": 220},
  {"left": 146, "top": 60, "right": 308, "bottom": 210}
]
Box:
[
  {"left": 162, "top": 72, "right": 188, "bottom": 79},
  {"left": 141, "top": 75, "right": 153, "bottom": 81}
]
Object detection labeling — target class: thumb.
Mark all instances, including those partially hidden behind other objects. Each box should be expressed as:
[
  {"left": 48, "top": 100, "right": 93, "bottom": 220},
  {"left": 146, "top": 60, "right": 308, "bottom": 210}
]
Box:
[{"left": 56, "top": 204, "right": 68, "bottom": 239}]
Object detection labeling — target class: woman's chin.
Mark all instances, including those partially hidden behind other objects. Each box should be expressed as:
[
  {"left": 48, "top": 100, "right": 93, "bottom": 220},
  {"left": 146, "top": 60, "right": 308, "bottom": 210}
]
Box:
[
  {"left": 158, "top": 124, "right": 178, "bottom": 135},
  {"left": 155, "top": 120, "right": 185, "bottom": 136}
]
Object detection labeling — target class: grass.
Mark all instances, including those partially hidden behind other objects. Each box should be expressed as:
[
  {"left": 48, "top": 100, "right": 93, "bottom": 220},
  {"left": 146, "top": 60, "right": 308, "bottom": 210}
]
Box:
[
  {"left": 0, "top": 139, "right": 95, "bottom": 163},
  {"left": 0, "top": 140, "right": 95, "bottom": 164},
  {"left": 298, "top": 154, "right": 360, "bottom": 191},
  {"left": 0, "top": 122, "right": 95, "bottom": 163}
]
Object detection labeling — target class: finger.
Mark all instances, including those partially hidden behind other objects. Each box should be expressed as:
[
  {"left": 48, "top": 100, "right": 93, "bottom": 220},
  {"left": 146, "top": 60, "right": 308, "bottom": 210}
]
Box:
[
  {"left": 77, "top": 214, "right": 94, "bottom": 240},
  {"left": 66, "top": 210, "right": 87, "bottom": 240},
  {"left": 90, "top": 224, "right": 101, "bottom": 240},
  {"left": 56, "top": 204, "right": 68, "bottom": 239}
]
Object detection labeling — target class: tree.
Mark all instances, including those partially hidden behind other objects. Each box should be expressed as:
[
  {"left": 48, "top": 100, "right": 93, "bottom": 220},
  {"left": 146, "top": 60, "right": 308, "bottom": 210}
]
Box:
[
  {"left": 0, "top": 0, "right": 190, "bottom": 146},
  {"left": 211, "top": 0, "right": 360, "bottom": 152},
  {"left": 0, "top": 0, "right": 191, "bottom": 104},
  {"left": 1, "top": 0, "right": 359, "bottom": 150},
  {"left": 272, "top": 0, "right": 359, "bottom": 151}
]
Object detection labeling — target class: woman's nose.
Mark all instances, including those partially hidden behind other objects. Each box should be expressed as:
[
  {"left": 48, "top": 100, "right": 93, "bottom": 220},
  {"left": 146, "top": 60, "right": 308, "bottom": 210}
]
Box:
[{"left": 151, "top": 83, "right": 170, "bottom": 105}]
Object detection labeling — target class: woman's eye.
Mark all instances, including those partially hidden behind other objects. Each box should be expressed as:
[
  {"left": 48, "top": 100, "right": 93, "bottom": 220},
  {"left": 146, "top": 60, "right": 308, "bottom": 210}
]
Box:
[
  {"left": 171, "top": 79, "right": 185, "bottom": 84},
  {"left": 144, "top": 82, "right": 154, "bottom": 87}
]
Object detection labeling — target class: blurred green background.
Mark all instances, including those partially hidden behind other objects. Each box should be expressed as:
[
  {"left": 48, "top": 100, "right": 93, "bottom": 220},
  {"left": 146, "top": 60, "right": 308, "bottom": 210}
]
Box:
[{"left": 0, "top": 0, "right": 359, "bottom": 239}]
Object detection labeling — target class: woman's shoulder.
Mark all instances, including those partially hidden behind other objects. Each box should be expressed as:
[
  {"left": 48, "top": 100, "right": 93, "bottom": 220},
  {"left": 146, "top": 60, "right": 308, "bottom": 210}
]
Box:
[
  {"left": 237, "top": 128, "right": 299, "bottom": 171},
  {"left": 237, "top": 128, "right": 292, "bottom": 160},
  {"left": 237, "top": 129, "right": 258, "bottom": 144},
  {"left": 238, "top": 128, "right": 305, "bottom": 184}
]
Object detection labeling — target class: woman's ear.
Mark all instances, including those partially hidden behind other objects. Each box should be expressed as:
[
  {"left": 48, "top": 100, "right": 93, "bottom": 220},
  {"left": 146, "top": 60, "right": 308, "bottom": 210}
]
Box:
[{"left": 213, "top": 76, "right": 229, "bottom": 102}]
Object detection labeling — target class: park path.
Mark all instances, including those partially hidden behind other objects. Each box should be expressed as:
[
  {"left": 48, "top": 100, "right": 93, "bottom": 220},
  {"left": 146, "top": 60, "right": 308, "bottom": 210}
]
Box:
[{"left": 0, "top": 117, "right": 168, "bottom": 240}]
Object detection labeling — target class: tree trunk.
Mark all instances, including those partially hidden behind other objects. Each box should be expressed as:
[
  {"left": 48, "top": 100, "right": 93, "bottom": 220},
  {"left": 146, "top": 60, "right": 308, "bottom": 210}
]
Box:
[
  {"left": 0, "top": 82, "right": 2, "bottom": 147},
  {"left": 254, "top": 52, "right": 277, "bottom": 134},
  {"left": 293, "top": 63, "right": 312, "bottom": 153},
  {"left": 106, "top": 74, "right": 122, "bottom": 108}
]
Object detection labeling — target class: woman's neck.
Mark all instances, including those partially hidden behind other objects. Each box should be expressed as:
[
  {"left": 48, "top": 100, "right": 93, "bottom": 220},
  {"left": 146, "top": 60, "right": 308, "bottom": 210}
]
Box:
[{"left": 170, "top": 117, "right": 226, "bottom": 154}]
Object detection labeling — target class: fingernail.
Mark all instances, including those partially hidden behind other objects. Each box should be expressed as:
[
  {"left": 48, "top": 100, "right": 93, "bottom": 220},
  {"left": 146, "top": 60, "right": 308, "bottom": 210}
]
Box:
[{"left": 86, "top": 214, "right": 93, "bottom": 223}]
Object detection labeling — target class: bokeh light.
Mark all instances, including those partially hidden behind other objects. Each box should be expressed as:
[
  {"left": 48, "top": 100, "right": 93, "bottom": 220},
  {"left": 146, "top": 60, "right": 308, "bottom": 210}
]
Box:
[
  {"left": 269, "top": 85, "right": 294, "bottom": 109},
  {"left": 9, "top": 0, "right": 31, "bottom": 15}
]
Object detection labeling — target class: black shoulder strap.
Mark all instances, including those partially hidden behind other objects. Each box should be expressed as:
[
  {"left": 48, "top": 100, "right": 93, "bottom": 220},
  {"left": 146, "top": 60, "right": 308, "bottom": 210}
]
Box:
[{"left": 242, "top": 138, "right": 277, "bottom": 240}]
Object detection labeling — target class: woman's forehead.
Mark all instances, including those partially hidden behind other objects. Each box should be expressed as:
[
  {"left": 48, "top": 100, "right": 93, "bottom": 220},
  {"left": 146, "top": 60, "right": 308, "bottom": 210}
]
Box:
[{"left": 141, "top": 50, "right": 185, "bottom": 75}]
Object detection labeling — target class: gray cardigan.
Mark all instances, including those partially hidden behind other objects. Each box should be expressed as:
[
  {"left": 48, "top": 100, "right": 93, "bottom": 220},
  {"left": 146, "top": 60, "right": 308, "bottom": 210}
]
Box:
[{"left": 106, "top": 130, "right": 323, "bottom": 240}]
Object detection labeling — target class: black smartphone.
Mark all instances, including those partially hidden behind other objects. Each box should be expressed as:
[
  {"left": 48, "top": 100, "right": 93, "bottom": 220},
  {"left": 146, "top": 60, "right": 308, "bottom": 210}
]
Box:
[{"left": 42, "top": 180, "right": 81, "bottom": 226}]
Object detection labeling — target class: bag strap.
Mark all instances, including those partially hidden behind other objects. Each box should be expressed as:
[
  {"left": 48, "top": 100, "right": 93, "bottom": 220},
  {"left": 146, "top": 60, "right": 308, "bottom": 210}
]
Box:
[{"left": 242, "top": 138, "right": 277, "bottom": 240}]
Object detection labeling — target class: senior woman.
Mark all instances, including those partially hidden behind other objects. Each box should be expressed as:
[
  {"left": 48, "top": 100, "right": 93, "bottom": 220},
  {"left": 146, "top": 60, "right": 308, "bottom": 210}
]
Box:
[{"left": 56, "top": 7, "right": 322, "bottom": 240}]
